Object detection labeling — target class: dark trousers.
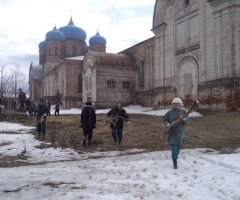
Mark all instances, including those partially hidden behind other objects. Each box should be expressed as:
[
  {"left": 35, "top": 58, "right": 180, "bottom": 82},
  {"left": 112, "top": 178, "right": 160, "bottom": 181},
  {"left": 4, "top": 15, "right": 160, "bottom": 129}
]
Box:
[
  {"left": 36, "top": 118, "right": 46, "bottom": 137},
  {"left": 83, "top": 129, "right": 93, "bottom": 140},
  {"left": 55, "top": 109, "right": 59, "bottom": 116},
  {"left": 20, "top": 101, "right": 24, "bottom": 111},
  {"left": 111, "top": 128, "right": 123, "bottom": 139}
]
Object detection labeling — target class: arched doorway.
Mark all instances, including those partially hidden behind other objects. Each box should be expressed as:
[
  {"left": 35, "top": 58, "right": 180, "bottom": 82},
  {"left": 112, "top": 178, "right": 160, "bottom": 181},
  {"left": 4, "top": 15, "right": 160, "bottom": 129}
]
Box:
[{"left": 177, "top": 56, "right": 199, "bottom": 101}]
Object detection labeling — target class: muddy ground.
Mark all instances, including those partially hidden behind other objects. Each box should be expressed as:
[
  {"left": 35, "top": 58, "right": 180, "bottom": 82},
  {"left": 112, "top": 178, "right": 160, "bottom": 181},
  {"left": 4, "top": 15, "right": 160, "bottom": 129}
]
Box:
[{"left": 1, "top": 110, "right": 240, "bottom": 153}]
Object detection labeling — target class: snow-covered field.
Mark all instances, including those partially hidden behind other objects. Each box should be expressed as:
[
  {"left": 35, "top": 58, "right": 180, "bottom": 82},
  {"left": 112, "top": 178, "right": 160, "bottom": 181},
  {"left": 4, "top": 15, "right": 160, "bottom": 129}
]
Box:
[{"left": 0, "top": 106, "right": 239, "bottom": 200}]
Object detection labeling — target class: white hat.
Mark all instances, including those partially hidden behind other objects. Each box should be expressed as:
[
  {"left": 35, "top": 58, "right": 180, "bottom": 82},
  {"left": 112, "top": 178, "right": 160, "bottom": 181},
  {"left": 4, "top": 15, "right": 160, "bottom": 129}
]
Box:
[{"left": 172, "top": 98, "right": 183, "bottom": 106}]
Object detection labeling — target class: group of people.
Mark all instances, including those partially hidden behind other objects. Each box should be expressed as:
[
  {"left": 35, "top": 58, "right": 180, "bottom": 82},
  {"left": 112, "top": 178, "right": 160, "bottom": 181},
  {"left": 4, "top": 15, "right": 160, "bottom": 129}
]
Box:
[
  {"left": 35, "top": 97, "right": 189, "bottom": 170},
  {"left": 79, "top": 98, "right": 190, "bottom": 170}
]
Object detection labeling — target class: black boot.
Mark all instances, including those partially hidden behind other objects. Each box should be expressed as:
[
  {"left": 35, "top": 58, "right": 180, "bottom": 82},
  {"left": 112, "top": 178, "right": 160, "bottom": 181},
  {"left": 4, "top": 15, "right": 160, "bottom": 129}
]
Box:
[
  {"left": 118, "top": 138, "right": 122, "bottom": 145},
  {"left": 38, "top": 132, "right": 41, "bottom": 139},
  {"left": 88, "top": 139, "right": 91, "bottom": 146},
  {"left": 83, "top": 140, "right": 86, "bottom": 147},
  {"left": 42, "top": 132, "right": 46, "bottom": 140},
  {"left": 173, "top": 159, "right": 178, "bottom": 169},
  {"left": 113, "top": 136, "right": 117, "bottom": 145}
]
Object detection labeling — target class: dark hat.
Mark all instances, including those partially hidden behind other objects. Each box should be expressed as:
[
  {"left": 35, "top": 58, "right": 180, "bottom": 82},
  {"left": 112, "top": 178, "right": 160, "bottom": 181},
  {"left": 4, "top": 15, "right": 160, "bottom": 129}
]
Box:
[
  {"left": 19, "top": 88, "right": 22, "bottom": 91},
  {"left": 86, "top": 101, "right": 92, "bottom": 106}
]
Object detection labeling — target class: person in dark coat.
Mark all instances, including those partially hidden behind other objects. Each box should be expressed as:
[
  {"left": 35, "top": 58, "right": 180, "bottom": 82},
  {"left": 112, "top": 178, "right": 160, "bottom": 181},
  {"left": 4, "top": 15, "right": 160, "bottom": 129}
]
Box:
[
  {"left": 79, "top": 101, "right": 96, "bottom": 146},
  {"left": 25, "top": 98, "right": 32, "bottom": 116},
  {"left": 107, "top": 102, "right": 130, "bottom": 145},
  {"left": 18, "top": 88, "right": 26, "bottom": 112},
  {"left": 54, "top": 101, "right": 60, "bottom": 117},
  {"left": 163, "top": 97, "right": 190, "bottom": 169},
  {"left": 35, "top": 99, "right": 48, "bottom": 140},
  {"left": 46, "top": 98, "right": 51, "bottom": 116}
]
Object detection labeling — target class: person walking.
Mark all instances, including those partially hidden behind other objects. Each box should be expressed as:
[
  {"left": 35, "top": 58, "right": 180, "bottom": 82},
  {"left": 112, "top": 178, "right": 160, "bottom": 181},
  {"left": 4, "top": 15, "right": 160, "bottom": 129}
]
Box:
[
  {"left": 163, "top": 97, "right": 190, "bottom": 169},
  {"left": 25, "top": 98, "right": 32, "bottom": 116},
  {"left": 54, "top": 101, "right": 60, "bottom": 117},
  {"left": 35, "top": 99, "right": 48, "bottom": 140},
  {"left": 18, "top": 88, "right": 26, "bottom": 112},
  {"left": 107, "top": 102, "right": 130, "bottom": 145},
  {"left": 79, "top": 101, "right": 96, "bottom": 147},
  {"left": 46, "top": 98, "right": 51, "bottom": 116}
]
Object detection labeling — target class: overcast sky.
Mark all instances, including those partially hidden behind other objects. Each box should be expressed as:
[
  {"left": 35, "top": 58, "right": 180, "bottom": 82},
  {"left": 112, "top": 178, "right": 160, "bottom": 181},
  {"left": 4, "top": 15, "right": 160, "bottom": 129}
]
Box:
[{"left": 0, "top": 0, "right": 155, "bottom": 75}]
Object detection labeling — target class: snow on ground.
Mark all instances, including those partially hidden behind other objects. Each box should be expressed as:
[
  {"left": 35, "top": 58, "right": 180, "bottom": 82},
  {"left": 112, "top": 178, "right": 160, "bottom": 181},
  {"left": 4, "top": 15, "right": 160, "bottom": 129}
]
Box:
[
  {"left": 1, "top": 107, "right": 240, "bottom": 200},
  {"left": 50, "top": 105, "right": 203, "bottom": 117}
]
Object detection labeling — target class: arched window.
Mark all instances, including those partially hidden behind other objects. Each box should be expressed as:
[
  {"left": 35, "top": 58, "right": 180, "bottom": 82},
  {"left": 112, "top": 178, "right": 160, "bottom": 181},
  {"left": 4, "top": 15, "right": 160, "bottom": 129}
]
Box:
[
  {"left": 45, "top": 83, "right": 47, "bottom": 96},
  {"left": 89, "top": 75, "right": 92, "bottom": 90},
  {"left": 72, "top": 46, "right": 76, "bottom": 56},
  {"left": 62, "top": 75, "right": 64, "bottom": 95},
  {"left": 184, "top": 0, "right": 190, "bottom": 8},
  {"left": 86, "top": 76, "right": 88, "bottom": 90},
  {"left": 52, "top": 80, "right": 55, "bottom": 95},
  {"left": 78, "top": 74, "right": 82, "bottom": 93},
  {"left": 55, "top": 47, "right": 57, "bottom": 55},
  {"left": 138, "top": 60, "right": 145, "bottom": 88},
  {"left": 48, "top": 80, "right": 51, "bottom": 96}
]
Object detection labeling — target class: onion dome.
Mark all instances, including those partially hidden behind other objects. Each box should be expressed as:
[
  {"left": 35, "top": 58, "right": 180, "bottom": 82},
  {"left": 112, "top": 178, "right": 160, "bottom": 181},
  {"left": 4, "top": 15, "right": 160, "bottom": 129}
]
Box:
[
  {"left": 89, "top": 31, "right": 107, "bottom": 46},
  {"left": 58, "top": 17, "right": 87, "bottom": 41},
  {"left": 84, "top": 44, "right": 90, "bottom": 54},
  {"left": 45, "top": 26, "right": 65, "bottom": 41},
  {"left": 38, "top": 40, "right": 47, "bottom": 50}
]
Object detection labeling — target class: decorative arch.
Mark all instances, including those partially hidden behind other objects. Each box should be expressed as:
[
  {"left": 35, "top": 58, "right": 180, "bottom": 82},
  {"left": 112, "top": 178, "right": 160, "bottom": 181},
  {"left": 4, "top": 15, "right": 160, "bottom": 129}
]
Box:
[{"left": 177, "top": 56, "right": 199, "bottom": 99}]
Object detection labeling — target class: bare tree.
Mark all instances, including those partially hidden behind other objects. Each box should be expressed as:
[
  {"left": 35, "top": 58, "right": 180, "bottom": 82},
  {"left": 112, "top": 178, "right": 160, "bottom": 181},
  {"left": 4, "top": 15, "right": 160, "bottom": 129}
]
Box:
[
  {"left": 0, "top": 64, "right": 28, "bottom": 98},
  {"left": 0, "top": 65, "right": 11, "bottom": 98}
]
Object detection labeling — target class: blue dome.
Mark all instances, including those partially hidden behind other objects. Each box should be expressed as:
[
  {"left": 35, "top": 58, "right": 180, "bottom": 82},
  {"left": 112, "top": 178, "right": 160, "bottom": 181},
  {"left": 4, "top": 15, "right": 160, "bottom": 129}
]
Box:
[
  {"left": 46, "top": 26, "right": 65, "bottom": 41},
  {"left": 84, "top": 44, "right": 89, "bottom": 54},
  {"left": 58, "top": 17, "right": 87, "bottom": 41},
  {"left": 38, "top": 40, "right": 47, "bottom": 50},
  {"left": 89, "top": 31, "right": 107, "bottom": 46}
]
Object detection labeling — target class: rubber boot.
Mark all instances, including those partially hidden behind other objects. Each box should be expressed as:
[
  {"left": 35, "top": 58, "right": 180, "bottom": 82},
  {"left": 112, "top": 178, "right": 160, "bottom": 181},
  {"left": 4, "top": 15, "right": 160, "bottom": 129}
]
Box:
[
  {"left": 38, "top": 132, "right": 41, "bottom": 139},
  {"left": 173, "top": 159, "right": 178, "bottom": 169},
  {"left": 88, "top": 139, "right": 91, "bottom": 146},
  {"left": 113, "top": 136, "right": 117, "bottom": 145},
  {"left": 83, "top": 140, "right": 86, "bottom": 147}
]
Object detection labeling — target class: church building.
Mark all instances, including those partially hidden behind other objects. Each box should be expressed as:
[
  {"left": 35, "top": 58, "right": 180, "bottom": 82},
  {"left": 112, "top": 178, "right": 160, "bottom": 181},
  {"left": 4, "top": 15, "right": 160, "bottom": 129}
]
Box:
[{"left": 29, "top": 0, "right": 240, "bottom": 111}]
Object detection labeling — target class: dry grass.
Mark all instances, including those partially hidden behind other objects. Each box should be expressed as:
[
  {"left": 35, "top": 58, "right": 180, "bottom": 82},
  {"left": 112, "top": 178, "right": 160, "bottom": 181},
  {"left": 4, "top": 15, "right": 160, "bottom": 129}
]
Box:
[{"left": 2, "top": 110, "right": 240, "bottom": 153}]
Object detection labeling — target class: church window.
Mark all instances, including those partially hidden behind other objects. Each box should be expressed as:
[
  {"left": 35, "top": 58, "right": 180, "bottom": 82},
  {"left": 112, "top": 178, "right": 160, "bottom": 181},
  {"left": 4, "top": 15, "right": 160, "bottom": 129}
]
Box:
[
  {"left": 78, "top": 74, "right": 82, "bottom": 93},
  {"left": 89, "top": 75, "right": 92, "bottom": 90},
  {"left": 62, "top": 75, "right": 64, "bottom": 95},
  {"left": 52, "top": 80, "right": 55, "bottom": 95},
  {"left": 45, "top": 83, "right": 47, "bottom": 96},
  {"left": 48, "top": 80, "right": 50, "bottom": 96},
  {"left": 123, "top": 81, "right": 131, "bottom": 89},
  {"left": 72, "top": 46, "right": 76, "bottom": 56},
  {"left": 138, "top": 60, "right": 145, "bottom": 88},
  {"left": 107, "top": 80, "right": 116, "bottom": 89},
  {"left": 55, "top": 47, "right": 57, "bottom": 55},
  {"left": 86, "top": 76, "right": 88, "bottom": 90},
  {"left": 183, "top": 0, "right": 190, "bottom": 8}
]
